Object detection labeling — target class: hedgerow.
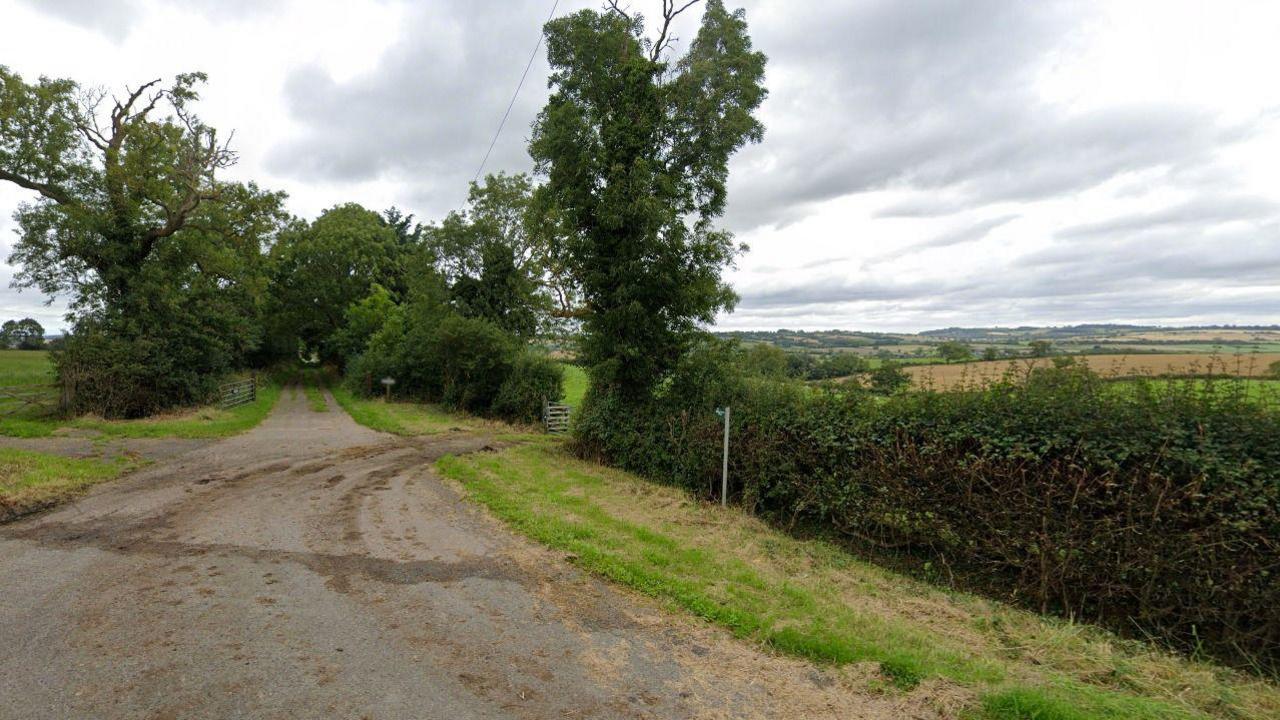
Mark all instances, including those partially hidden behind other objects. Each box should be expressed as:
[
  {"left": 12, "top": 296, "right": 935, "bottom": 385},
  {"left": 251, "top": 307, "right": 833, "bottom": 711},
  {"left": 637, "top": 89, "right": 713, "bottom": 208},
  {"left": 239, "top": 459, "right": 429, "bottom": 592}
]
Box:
[{"left": 573, "top": 345, "right": 1280, "bottom": 674}]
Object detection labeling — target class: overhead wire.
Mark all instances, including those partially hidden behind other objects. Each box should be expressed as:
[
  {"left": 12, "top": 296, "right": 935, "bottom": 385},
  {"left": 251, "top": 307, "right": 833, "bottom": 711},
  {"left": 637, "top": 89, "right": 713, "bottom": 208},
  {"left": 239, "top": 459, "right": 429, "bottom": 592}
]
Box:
[{"left": 471, "top": 0, "right": 561, "bottom": 187}]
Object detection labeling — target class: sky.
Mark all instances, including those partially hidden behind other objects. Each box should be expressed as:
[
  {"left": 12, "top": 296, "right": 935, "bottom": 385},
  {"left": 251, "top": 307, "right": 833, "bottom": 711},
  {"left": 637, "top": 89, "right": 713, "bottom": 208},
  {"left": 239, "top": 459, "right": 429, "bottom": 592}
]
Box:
[{"left": 1, "top": 0, "right": 1278, "bottom": 333}]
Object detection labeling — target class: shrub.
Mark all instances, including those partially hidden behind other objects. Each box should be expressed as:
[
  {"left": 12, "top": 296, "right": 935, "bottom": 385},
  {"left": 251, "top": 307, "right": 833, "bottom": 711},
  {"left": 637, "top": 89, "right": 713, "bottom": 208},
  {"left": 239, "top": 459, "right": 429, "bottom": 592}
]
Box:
[
  {"left": 429, "top": 316, "right": 517, "bottom": 414},
  {"left": 574, "top": 360, "right": 1280, "bottom": 673},
  {"left": 491, "top": 353, "right": 565, "bottom": 423},
  {"left": 56, "top": 322, "right": 228, "bottom": 418},
  {"left": 868, "top": 361, "right": 910, "bottom": 395}
]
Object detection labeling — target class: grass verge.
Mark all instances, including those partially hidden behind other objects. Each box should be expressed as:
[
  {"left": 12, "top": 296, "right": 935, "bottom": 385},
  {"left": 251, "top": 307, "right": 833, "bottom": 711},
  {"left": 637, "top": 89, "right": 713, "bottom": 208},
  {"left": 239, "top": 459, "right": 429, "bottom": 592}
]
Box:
[
  {"left": 0, "top": 382, "right": 282, "bottom": 439},
  {"left": 436, "top": 443, "right": 1279, "bottom": 720},
  {"left": 0, "top": 448, "right": 139, "bottom": 521},
  {"left": 330, "top": 385, "right": 468, "bottom": 435},
  {"left": 302, "top": 379, "right": 328, "bottom": 412},
  {"left": 330, "top": 385, "right": 542, "bottom": 441}
]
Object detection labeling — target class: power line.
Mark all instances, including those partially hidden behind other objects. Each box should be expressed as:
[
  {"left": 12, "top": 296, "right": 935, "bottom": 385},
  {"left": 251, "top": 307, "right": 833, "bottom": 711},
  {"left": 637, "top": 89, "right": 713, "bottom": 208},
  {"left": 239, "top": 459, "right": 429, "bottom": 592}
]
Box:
[{"left": 472, "top": 0, "right": 560, "bottom": 187}]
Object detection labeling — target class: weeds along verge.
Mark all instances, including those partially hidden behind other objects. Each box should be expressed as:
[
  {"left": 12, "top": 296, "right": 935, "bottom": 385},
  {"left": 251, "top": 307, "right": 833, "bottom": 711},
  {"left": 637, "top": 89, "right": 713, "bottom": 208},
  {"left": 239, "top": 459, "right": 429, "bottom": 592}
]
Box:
[{"left": 572, "top": 354, "right": 1280, "bottom": 675}]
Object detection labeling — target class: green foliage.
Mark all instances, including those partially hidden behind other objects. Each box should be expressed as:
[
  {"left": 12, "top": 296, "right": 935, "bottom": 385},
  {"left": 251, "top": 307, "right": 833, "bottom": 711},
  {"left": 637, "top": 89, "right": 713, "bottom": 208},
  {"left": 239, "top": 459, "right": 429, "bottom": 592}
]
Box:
[
  {"left": 868, "top": 361, "right": 911, "bottom": 395},
  {"left": 267, "top": 203, "right": 407, "bottom": 362},
  {"left": 573, "top": 359, "right": 1280, "bottom": 673},
  {"left": 938, "top": 340, "right": 975, "bottom": 363},
  {"left": 1268, "top": 359, "right": 1280, "bottom": 379},
  {"left": 740, "top": 343, "right": 788, "bottom": 379},
  {"left": 2, "top": 66, "right": 289, "bottom": 415},
  {"left": 529, "top": 1, "right": 767, "bottom": 398},
  {"left": 983, "top": 346, "right": 1001, "bottom": 361},
  {"left": 491, "top": 353, "right": 565, "bottom": 423},
  {"left": 1028, "top": 339, "right": 1054, "bottom": 357},
  {"left": 432, "top": 315, "right": 517, "bottom": 413},
  {"left": 0, "top": 318, "right": 44, "bottom": 349},
  {"left": 330, "top": 284, "right": 399, "bottom": 366}
]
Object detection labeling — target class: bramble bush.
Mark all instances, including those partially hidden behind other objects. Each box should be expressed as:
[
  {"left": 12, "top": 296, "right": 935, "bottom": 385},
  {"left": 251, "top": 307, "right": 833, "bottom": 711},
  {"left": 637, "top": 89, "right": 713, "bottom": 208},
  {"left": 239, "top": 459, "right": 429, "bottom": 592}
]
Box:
[{"left": 573, "top": 351, "right": 1280, "bottom": 674}]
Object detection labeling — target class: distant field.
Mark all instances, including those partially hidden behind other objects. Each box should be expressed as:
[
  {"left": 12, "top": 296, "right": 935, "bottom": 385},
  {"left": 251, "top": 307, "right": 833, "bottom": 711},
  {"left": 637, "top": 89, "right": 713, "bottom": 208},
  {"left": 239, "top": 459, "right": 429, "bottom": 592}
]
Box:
[
  {"left": 559, "top": 363, "right": 588, "bottom": 407},
  {"left": 0, "top": 350, "right": 53, "bottom": 385},
  {"left": 906, "top": 353, "right": 1280, "bottom": 389},
  {"left": 0, "top": 350, "right": 57, "bottom": 421}
]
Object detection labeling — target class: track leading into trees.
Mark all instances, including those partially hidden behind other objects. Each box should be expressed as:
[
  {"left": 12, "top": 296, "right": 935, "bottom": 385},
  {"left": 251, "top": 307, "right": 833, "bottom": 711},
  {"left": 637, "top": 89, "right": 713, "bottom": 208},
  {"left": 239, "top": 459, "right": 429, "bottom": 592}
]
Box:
[{"left": 0, "top": 389, "right": 918, "bottom": 720}]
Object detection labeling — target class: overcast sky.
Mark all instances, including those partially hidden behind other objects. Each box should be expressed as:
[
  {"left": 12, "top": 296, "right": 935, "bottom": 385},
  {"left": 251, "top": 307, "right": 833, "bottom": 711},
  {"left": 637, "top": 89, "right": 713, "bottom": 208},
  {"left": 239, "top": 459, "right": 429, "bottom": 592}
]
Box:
[{"left": 2, "top": 0, "right": 1278, "bottom": 333}]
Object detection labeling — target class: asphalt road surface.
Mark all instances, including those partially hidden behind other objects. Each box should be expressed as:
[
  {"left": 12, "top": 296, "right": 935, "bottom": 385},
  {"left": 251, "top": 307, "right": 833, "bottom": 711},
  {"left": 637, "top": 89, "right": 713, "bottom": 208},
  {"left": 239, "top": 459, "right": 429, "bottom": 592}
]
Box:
[{"left": 0, "top": 389, "right": 932, "bottom": 719}]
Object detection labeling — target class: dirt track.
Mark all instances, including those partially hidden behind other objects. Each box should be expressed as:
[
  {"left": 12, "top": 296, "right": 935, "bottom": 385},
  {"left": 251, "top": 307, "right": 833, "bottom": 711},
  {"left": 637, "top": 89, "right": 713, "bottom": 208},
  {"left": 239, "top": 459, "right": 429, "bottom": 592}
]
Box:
[{"left": 0, "top": 389, "right": 937, "bottom": 719}]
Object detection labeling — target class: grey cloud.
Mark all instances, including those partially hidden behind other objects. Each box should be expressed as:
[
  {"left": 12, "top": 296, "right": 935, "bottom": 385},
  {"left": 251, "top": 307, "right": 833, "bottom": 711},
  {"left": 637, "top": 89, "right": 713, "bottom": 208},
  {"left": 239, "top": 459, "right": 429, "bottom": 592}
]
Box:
[
  {"left": 1057, "top": 195, "right": 1280, "bottom": 239},
  {"left": 870, "top": 214, "right": 1018, "bottom": 265},
  {"left": 16, "top": 0, "right": 277, "bottom": 40},
  {"left": 17, "top": 0, "right": 140, "bottom": 37},
  {"left": 723, "top": 1, "right": 1251, "bottom": 232},
  {"left": 267, "top": 1, "right": 591, "bottom": 218}
]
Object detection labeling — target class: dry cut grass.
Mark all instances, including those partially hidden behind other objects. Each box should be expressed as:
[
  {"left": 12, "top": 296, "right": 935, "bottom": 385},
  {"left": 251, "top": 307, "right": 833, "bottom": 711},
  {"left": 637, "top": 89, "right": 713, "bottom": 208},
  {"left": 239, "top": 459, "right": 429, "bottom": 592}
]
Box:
[{"left": 907, "top": 353, "right": 1280, "bottom": 390}]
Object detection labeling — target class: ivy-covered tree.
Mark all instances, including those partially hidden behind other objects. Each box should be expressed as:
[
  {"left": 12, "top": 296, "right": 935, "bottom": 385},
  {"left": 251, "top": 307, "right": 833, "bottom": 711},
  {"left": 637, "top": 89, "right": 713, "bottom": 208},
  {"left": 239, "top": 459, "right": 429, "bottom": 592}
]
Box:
[
  {"left": 529, "top": 0, "right": 767, "bottom": 398},
  {"left": 1, "top": 66, "right": 287, "bottom": 415}
]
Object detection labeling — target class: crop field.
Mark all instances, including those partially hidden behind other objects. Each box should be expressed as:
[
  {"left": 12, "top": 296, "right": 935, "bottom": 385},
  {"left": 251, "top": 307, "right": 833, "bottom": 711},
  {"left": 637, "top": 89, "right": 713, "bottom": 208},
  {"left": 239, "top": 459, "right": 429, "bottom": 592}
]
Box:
[{"left": 906, "top": 352, "right": 1280, "bottom": 389}]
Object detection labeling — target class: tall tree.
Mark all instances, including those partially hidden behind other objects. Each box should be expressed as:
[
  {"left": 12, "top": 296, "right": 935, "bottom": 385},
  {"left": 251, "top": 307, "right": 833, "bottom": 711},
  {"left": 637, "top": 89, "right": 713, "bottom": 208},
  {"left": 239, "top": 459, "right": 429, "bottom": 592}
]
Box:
[
  {"left": 529, "top": 0, "right": 766, "bottom": 398},
  {"left": 267, "top": 203, "right": 404, "bottom": 362},
  {"left": 427, "top": 173, "right": 560, "bottom": 337},
  {"left": 1, "top": 67, "right": 286, "bottom": 415}
]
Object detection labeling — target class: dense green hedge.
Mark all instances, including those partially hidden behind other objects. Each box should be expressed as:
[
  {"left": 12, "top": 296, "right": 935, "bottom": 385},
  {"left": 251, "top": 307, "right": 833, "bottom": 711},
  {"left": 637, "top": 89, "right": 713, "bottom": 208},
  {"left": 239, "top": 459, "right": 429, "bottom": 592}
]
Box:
[
  {"left": 346, "top": 313, "right": 562, "bottom": 423},
  {"left": 573, "top": 347, "right": 1280, "bottom": 673}
]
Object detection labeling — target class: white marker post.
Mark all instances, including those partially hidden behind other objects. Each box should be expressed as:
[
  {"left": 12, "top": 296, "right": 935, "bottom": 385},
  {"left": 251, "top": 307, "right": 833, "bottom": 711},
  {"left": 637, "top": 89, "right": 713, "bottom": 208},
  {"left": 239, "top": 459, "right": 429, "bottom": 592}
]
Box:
[
  {"left": 380, "top": 377, "right": 396, "bottom": 401},
  {"left": 716, "top": 406, "right": 731, "bottom": 506}
]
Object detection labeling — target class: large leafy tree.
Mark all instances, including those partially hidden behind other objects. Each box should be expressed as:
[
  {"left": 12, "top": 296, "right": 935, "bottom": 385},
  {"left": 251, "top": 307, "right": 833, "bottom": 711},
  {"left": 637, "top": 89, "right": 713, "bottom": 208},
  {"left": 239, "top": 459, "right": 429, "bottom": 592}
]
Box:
[
  {"left": 1, "top": 67, "right": 287, "bottom": 415},
  {"left": 0, "top": 317, "right": 45, "bottom": 349},
  {"left": 428, "top": 172, "right": 564, "bottom": 338},
  {"left": 267, "top": 203, "right": 405, "bottom": 362},
  {"left": 529, "top": 0, "right": 766, "bottom": 398}
]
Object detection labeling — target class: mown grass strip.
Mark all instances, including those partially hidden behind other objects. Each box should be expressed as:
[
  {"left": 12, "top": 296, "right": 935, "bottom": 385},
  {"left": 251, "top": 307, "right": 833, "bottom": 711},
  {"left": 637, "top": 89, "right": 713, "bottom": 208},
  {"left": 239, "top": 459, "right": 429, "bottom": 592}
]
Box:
[
  {"left": 0, "top": 448, "right": 138, "bottom": 521},
  {"left": 437, "top": 444, "right": 1270, "bottom": 720}
]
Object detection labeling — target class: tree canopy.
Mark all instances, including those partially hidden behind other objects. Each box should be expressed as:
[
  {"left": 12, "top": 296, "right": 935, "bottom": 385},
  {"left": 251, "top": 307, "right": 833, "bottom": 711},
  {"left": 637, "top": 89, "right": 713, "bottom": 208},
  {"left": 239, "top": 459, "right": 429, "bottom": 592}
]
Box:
[
  {"left": 529, "top": 0, "right": 766, "bottom": 398},
  {"left": 0, "top": 317, "right": 45, "bottom": 349},
  {"left": 1, "top": 66, "right": 288, "bottom": 415}
]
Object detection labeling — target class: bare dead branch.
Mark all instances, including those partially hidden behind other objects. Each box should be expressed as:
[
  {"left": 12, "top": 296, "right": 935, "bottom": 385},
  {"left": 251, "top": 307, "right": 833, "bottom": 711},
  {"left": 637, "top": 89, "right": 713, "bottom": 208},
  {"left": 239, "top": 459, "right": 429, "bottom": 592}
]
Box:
[
  {"left": 603, "top": 0, "right": 633, "bottom": 22},
  {"left": 650, "top": 0, "right": 700, "bottom": 61}
]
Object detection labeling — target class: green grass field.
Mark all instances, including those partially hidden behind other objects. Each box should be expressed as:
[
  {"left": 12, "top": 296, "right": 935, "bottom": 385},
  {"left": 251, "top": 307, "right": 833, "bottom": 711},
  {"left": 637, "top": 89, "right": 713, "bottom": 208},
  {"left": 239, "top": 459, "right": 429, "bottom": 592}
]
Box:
[
  {"left": 0, "top": 447, "right": 139, "bottom": 521},
  {"left": 438, "top": 443, "right": 1279, "bottom": 720},
  {"left": 0, "top": 349, "right": 54, "bottom": 385},
  {"left": 559, "top": 363, "right": 588, "bottom": 406}
]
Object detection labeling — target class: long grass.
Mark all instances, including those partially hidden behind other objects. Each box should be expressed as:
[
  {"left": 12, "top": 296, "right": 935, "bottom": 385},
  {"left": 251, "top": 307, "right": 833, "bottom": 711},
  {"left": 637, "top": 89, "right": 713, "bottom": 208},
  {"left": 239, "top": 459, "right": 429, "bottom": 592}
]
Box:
[{"left": 437, "top": 443, "right": 1279, "bottom": 720}]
